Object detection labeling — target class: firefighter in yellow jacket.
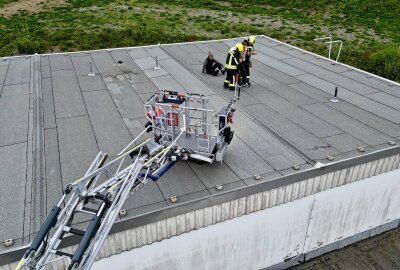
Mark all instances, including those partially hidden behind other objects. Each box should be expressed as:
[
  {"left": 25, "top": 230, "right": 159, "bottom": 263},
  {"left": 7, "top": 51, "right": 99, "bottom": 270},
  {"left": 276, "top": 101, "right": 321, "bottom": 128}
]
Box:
[
  {"left": 242, "top": 36, "right": 256, "bottom": 86},
  {"left": 224, "top": 43, "right": 244, "bottom": 91}
]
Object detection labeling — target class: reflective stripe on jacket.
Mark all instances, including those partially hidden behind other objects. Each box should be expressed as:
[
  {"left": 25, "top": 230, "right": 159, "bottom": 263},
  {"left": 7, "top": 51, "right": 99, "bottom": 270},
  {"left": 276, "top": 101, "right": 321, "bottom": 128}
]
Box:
[{"left": 225, "top": 47, "right": 240, "bottom": 69}]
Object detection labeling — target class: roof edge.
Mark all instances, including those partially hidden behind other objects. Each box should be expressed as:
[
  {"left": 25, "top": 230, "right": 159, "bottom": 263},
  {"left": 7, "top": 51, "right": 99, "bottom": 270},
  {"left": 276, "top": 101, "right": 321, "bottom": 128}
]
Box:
[
  {"left": 1, "top": 145, "right": 399, "bottom": 265},
  {"left": 1, "top": 35, "right": 398, "bottom": 87},
  {"left": 260, "top": 34, "right": 400, "bottom": 87}
]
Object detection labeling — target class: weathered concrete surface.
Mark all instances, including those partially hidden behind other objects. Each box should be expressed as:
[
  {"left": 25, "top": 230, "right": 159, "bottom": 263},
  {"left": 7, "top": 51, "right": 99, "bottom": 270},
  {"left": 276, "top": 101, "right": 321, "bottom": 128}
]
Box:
[
  {"left": 303, "top": 169, "right": 400, "bottom": 257},
  {"left": 93, "top": 168, "right": 400, "bottom": 270},
  {"left": 94, "top": 196, "right": 314, "bottom": 270}
]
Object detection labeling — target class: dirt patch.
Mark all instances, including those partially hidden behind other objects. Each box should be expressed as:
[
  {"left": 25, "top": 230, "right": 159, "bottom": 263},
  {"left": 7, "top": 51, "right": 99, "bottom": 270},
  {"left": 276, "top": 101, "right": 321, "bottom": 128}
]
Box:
[{"left": 0, "top": 0, "right": 66, "bottom": 17}]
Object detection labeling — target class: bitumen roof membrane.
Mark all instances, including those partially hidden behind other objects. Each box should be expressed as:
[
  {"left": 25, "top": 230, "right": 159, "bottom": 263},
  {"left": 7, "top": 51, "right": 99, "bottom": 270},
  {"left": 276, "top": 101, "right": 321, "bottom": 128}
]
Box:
[{"left": 1, "top": 35, "right": 400, "bottom": 251}]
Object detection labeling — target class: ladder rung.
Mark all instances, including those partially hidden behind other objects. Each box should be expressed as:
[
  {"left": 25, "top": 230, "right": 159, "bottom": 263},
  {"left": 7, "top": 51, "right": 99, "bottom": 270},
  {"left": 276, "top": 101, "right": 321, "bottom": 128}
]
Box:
[
  {"left": 55, "top": 250, "right": 73, "bottom": 258},
  {"left": 69, "top": 228, "right": 86, "bottom": 236},
  {"left": 82, "top": 207, "right": 98, "bottom": 214}
]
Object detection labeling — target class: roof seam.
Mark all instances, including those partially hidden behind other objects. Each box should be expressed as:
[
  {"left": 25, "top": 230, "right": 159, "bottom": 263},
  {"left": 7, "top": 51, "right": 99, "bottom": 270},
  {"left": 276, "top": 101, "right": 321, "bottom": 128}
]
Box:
[{"left": 30, "top": 54, "right": 46, "bottom": 241}]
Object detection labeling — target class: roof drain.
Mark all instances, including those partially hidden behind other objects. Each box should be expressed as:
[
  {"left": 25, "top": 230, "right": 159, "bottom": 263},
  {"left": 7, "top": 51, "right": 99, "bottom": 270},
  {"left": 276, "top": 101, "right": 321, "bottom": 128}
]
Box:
[
  {"left": 330, "top": 86, "right": 340, "bottom": 103},
  {"left": 88, "top": 62, "right": 95, "bottom": 76}
]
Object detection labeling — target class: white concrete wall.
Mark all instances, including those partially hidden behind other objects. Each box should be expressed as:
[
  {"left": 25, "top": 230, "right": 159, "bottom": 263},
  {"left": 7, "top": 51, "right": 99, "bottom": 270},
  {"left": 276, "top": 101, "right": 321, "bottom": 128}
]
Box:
[
  {"left": 304, "top": 169, "right": 400, "bottom": 254},
  {"left": 94, "top": 196, "right": 314, "bottom": 270},
  {"left": 93, "top": 169, "right": 400, "bottom": 270}
]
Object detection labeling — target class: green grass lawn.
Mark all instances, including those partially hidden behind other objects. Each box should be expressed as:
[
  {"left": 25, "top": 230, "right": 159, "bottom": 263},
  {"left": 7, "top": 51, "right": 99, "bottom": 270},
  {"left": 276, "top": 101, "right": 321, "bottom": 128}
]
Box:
[
  {"left": 0, "top": 0, "right": 17, "bottom": 7},
  {"left": 0, "top": 0, "right": 399, "bottom": 81}
]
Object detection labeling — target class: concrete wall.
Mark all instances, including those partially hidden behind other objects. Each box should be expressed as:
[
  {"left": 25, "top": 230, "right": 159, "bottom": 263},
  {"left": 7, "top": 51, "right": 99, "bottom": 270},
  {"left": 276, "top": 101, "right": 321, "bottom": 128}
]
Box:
[
  {"left": 93, "top": 169, "right": 400, "bottom": 270},
  {"left": 303, "top": 168, "right": 400, "bottom": 260},
  {"left": 2, "top": 154, "right": 400, "bottom": 270}
]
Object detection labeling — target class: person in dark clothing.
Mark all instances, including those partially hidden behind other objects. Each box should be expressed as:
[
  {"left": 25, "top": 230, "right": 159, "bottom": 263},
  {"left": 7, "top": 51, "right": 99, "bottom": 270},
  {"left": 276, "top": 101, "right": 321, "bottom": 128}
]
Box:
[
  {"left": 238, "top": 41, "right": 248, "bottom": 86},
  {"left": 224, "top": 43, "right": 244, "bottom": 91},
  {"left": 202, "top": 52, "right": 225, "bottom": 76},
  {"left": 241, "top": 36, "right": 256, "bottom": 86}
]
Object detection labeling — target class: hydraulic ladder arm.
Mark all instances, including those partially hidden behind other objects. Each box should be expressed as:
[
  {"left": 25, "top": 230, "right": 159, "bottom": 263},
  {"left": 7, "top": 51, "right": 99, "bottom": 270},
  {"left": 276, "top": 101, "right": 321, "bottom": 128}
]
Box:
[
  {"left": 16, "top": 90, "right": 238, "bottom": 270},
  {"left": 16, "top": 128, "right": 183, "bottom": 270}
]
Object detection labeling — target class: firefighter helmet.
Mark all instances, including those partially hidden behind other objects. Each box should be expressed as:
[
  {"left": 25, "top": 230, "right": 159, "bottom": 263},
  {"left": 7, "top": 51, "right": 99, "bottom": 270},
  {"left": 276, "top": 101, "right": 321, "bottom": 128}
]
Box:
[
  {"left": 236, "top": 43, "right": 244, "bottom": 52},
  {"left": 249, "top": 36, "right": 256, "bottom": 44}
]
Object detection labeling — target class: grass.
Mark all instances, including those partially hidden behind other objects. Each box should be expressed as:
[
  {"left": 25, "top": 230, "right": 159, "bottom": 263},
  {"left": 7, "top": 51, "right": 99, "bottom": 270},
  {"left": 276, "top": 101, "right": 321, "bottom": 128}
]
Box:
[
  {"left": 0, "top": 0, "right": 399, "bottom": 81},
  {"left": 0, "top": 0, "right": 17, "bottom": 7}
]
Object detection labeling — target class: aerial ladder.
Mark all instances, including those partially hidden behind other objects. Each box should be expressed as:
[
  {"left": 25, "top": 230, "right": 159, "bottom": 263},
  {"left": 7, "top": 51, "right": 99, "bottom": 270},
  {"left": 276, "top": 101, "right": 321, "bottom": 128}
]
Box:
[{"left": 16, "top": 87, "right": 240, "bottom": 270}]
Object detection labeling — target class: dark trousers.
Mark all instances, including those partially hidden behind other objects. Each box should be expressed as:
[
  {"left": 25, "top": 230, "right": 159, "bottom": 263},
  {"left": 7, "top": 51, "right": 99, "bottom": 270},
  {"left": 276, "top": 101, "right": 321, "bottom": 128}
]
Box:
[
  {"left": 224, "top": 68, "right": 237, "bottom": 90},
  {"left": 206, "top": 62, "right": 223, "bottom": 76},
  {"left": 238, "top": 62, "right": 247, "bottom": 84},
  {"left": 243, "top": 59, "right": 250, "bottom": 83}
]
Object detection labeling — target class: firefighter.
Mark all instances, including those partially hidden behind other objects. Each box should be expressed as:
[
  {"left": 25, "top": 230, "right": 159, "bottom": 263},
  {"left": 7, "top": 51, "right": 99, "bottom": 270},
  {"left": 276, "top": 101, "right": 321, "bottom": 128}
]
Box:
[
  {"left": 202, "top": 52, "right": 225, "bottom": 76},
  {"left": 238, "top": 40, "right": 248, "bottom": 86},
  {"left": 224, "top": 43, "right": 244, "bottom": 91},
  {"left": 242, "top": 35, "right": 256, "bottom": 86}
]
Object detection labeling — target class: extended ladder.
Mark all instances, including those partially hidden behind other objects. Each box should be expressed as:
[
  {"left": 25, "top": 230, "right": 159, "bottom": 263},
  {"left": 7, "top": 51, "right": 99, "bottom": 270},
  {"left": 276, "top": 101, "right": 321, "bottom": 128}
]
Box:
[
  {"left": 16, "top": 89, "right": 239, "bottom": 270},
  {"left": 16, "top": 128, "right": 182, "bottom": 270}
]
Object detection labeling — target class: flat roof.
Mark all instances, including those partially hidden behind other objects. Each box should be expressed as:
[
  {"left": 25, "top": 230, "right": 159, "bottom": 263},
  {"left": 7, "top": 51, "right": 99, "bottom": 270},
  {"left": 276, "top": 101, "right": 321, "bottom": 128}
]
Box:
[{"left": 1, "top": 35, "right": 400, "bottom": 252}]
